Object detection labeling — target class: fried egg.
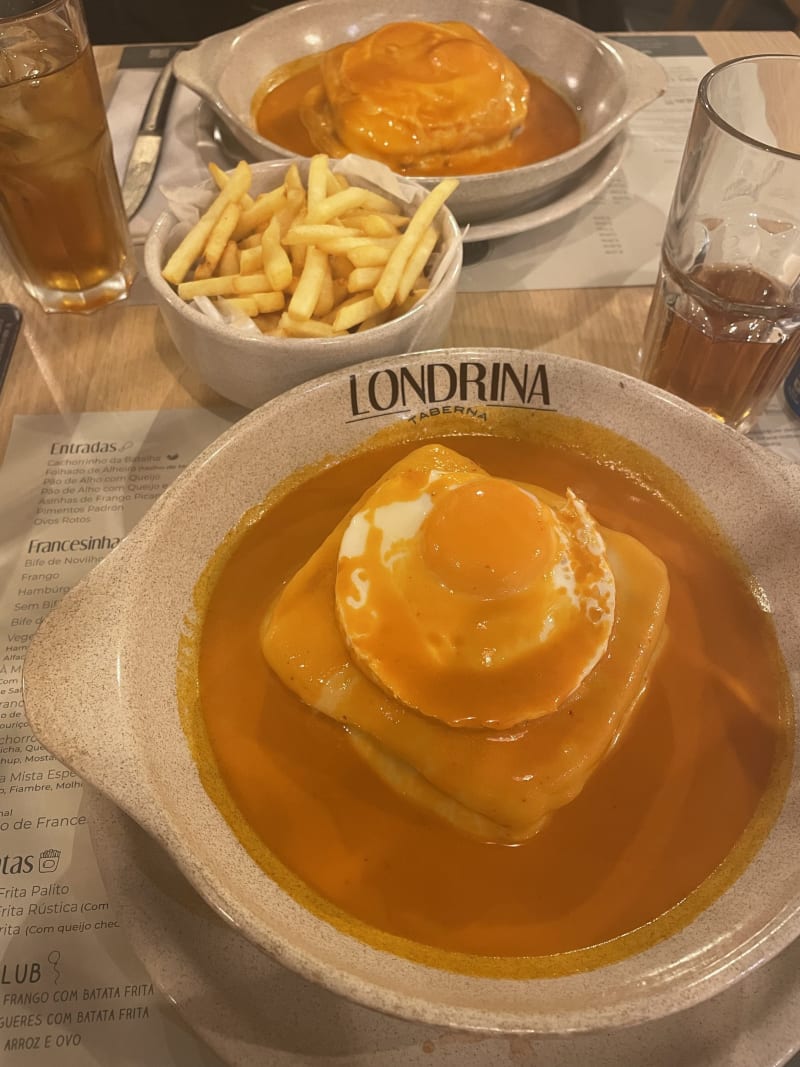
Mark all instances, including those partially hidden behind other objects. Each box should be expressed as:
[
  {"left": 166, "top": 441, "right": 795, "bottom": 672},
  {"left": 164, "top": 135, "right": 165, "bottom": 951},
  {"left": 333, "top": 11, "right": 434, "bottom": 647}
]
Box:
[
  {"left": 262, "top": 443, "right": 670, "bottom": 841},
  {"left": 334, "top": 446, "right": 615, "bottom": 729}
]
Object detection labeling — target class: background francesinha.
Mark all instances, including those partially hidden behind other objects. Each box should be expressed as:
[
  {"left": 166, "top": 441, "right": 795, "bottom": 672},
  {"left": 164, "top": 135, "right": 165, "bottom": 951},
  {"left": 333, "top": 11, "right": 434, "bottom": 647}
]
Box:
[{"left": 305, "top": 21, "right": 530, "bottom": 174}]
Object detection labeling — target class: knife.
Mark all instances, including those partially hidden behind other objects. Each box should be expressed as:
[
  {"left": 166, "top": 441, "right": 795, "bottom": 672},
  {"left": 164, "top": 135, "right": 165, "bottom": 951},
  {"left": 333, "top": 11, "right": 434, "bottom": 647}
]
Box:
[
  {"left": 0, "top": 304, "right": 21, "bottom": 399},
  {"left": 121, "top": 56, "right": 179, "bottom": 221}
]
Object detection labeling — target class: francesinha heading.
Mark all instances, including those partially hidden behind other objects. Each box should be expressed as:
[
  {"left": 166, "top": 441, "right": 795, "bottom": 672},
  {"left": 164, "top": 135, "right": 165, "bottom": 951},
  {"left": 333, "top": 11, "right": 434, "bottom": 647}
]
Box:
[
  {"left": 262, "top": 444, "right": 670, "bottom": 843},
  {"left": 253, "top": 21, "right": 581, "bottom": 175}
]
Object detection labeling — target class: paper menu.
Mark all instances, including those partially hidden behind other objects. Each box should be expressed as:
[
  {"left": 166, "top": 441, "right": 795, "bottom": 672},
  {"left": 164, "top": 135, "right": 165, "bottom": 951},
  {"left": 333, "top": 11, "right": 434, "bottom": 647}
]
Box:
[
  {"left": 0, "top": 409, "right": 235, "bottom": 1066},
  {"left": 748, "top": 393, "right": 800, "bottom": 464},
  {"left": 1, "top": 397, "right": 799, "bottom": 1065}
]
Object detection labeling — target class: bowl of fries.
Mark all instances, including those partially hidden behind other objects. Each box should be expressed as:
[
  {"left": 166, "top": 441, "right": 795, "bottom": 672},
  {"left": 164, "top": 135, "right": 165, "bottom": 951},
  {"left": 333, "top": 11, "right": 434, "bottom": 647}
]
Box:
[
  {"left": 173, "top": 0, "right": 666, "bottom": 225},
  {"left": 144, "top": 155, "right": 462, "bottom": 409}
]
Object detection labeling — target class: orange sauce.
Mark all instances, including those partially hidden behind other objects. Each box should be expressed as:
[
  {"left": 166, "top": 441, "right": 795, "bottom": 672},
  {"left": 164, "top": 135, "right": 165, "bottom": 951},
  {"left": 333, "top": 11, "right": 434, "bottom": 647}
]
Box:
[
  {"left": 252, "top": 60, "right": 580, "bottom": 177},
  {"left": 193, "top": 430, "right": 791, "bottom": 971}
]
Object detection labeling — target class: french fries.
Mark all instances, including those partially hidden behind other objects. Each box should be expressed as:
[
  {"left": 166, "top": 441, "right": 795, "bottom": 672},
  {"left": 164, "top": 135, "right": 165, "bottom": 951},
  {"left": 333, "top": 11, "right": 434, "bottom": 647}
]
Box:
[{"left": 161, "top": 155, "right": 458, "bottom": 338}]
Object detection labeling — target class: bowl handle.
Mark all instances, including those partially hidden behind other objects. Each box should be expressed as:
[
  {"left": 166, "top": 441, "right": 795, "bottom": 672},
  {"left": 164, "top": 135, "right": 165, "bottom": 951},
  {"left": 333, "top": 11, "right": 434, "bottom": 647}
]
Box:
[
  {"left": 603, "top": 39, "right": 668, "bottom": 121},
  {"left": 22, "top": 538, "right": 154, "bottom": 819},
  {"left": 173, "top": 26, "right": 242, "bottom": 128}
]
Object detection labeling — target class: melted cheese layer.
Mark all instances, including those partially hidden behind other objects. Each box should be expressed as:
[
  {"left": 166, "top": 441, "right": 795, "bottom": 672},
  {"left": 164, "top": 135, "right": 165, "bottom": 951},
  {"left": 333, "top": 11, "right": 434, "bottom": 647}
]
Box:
[
  {"left": 262, "top": 445, "right": 669, "bottom": 841},
  {"left": 304, "top": 21, "right": 530, "bottom": 172}
]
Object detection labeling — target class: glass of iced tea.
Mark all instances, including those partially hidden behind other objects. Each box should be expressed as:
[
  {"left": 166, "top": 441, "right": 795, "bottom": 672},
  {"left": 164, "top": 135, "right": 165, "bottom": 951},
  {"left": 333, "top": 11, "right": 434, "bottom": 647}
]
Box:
[
  {"left": 0, "top": 0, "right": 135, "bottom": 313},
  {"left": 640, "top": 54, "right": 800, "bottom": 432}
]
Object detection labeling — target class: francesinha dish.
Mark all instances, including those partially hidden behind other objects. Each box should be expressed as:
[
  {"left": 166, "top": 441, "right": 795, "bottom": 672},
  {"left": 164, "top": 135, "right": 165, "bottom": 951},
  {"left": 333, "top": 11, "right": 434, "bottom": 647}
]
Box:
[
  {"left": 253, "top": 20, "right": 581, "bottom": 175},
  {"left": 194, "top": 418, "right": 791, "bottom": 970},
  {"left": 262, "top": 444, "right": 668, "bottom": 843}
]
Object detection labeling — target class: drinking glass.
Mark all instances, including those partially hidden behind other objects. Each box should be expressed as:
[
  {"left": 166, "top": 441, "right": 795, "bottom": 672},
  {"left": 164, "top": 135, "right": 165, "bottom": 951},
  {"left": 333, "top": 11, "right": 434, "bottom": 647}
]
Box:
[
  {"left": 0, "top": 0, "right": 135, "bottom": 313},
  {"left": 640, "top": 54, "right": 800, "bottom": 432}
]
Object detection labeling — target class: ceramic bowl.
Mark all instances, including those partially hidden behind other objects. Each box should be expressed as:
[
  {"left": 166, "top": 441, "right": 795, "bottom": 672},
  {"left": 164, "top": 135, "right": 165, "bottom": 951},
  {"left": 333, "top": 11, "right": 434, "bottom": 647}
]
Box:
[
  {"left": 173, "top": 0, "right": 666, "bottom": 225},
  {"left": 143, "top": 158, "right": 462, "bottom": 409},
  {"left": 22, "top": 349, "right": 800, "bottom": 1034}
]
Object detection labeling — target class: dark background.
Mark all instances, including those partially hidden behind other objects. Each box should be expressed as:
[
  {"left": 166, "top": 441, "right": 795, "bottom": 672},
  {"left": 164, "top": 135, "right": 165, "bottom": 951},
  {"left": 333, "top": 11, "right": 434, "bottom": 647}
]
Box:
[{"left": 83, "top": 0, "right": 798, "bottom": 45}]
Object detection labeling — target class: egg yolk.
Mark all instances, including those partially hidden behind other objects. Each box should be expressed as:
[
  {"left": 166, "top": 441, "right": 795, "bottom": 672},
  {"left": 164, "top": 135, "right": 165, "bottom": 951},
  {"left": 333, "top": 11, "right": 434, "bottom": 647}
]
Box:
[
  {"left": 421, "top": 477, "right": 557, "bottom": 599},
  {"left": 325, "top": 448, "right": 616, "bottom": 729}
]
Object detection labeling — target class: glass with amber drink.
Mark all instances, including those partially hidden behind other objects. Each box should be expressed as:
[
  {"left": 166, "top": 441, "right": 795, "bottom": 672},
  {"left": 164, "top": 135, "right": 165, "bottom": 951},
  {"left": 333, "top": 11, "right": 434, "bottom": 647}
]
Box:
[
  {"left": 0, "top": 0, "right": 134, "bottom": 313},
  {"left": 640, "top": 55, "right": 800, "bottom": 432}
]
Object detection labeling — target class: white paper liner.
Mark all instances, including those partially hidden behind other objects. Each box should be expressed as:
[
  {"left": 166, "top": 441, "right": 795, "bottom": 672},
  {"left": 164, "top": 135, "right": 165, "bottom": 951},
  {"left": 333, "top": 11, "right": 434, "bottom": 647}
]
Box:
[{"left": 160, "top": 154, "right": 464, "bottom": 339}]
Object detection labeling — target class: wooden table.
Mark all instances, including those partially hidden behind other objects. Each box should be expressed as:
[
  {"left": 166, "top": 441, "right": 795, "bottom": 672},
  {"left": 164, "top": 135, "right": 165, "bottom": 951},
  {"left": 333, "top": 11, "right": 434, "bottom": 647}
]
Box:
[{"left": 1, "top": 31, "right": 798, "bottom": 462}]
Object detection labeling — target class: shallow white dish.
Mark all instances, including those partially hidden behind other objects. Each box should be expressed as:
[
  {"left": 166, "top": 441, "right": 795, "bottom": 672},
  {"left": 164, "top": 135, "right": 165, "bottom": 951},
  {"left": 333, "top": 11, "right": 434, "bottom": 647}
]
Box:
[
  {"left": 85, "top": 785, "right": 800, "bottom": 1067},
  {"left": 194, "top": 104, "right": 628, "bottom": 245},
  {"left": 174, "top": 0, "right": 665, "bottom": 225},
  {"left": 22, "top": 348, "right": 800, "bottom": 1034}
]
